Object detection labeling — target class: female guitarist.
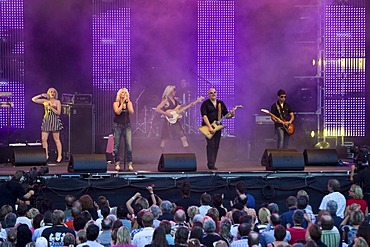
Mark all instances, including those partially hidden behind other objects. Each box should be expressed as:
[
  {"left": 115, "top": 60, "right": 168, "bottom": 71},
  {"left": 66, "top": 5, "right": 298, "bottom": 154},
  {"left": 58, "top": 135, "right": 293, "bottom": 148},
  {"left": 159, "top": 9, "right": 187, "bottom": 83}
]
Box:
[
  {"left": 155, "top": 85, "right": 191, "bottom": 152},
  {"left": 270, "top": 89, "right": 295, "bottom": 149}
]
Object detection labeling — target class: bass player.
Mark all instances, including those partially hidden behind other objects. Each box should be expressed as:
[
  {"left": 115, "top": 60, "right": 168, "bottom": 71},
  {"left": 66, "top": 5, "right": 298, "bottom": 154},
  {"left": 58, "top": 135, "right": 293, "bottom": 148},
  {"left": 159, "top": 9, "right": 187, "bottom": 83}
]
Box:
[
  {"left": 156, "top": 85, "right": 193, "bottom": 152},
  {"left": 200, "top": 88, "right": 234, "bottom": 170},
  {"left": 270, "top": 89, "right": 295, "bottom": 149}
]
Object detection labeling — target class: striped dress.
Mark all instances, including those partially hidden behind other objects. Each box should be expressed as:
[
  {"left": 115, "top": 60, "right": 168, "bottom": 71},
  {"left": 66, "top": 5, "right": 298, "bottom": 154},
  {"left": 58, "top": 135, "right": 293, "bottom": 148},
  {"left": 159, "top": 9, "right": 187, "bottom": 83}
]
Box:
[{"left": 41, "top": 105, "right": 63, "bottom": 132}]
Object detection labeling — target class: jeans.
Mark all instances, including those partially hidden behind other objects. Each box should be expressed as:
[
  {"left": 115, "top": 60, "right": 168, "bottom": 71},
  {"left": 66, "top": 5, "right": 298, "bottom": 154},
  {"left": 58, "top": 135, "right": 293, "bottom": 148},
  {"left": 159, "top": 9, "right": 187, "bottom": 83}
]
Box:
[
  {"left": 276, "top": 126, "right": 290, "bottom": 149},
  {"left": 113, "top": 123, "right": 132, "bottom": 163}
]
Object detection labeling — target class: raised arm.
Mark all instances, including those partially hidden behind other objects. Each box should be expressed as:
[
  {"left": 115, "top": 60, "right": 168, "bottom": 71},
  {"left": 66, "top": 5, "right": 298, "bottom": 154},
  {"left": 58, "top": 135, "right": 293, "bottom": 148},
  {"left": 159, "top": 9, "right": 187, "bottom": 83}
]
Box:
[{"left": 32, "top": 93, "right": 49, "bottom": 104}]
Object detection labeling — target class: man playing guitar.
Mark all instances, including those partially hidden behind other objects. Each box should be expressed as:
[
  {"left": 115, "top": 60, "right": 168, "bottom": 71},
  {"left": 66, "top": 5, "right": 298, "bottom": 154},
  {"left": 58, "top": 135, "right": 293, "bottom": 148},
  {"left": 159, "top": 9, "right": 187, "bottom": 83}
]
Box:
[
  {"left": 270, "top": 89, "right": 295, "bottom": 149},
  {"left": 200, "top": 88, "right": 235, "bottom": 170}
]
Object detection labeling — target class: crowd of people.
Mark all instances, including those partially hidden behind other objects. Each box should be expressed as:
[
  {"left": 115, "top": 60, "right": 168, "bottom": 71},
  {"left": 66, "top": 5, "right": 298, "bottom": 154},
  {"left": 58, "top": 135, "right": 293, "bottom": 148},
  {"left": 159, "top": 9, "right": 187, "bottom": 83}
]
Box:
[{"left": 0, "top": 175, "right": 369, "bottom": 247}]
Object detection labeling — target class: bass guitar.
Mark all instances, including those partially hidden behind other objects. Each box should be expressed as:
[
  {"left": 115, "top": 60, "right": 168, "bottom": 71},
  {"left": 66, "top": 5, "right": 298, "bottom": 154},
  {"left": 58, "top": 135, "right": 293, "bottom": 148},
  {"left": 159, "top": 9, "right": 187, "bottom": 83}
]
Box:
[
  {"left": 165, "top": 96, "right": 204, "bottom": 124},
  {"left": 260, "top": 108, "right": 295, "bottom": 135},
  {"left": 199, "top": 105, "right": 243, "bottom": 139}
]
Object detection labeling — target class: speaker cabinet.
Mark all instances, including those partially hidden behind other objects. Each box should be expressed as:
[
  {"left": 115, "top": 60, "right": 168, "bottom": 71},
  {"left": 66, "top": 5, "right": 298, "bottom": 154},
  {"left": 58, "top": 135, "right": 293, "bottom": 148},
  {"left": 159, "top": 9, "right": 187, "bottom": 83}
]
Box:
[
  {"left": 68, "top": 154, "right": 107, "bottom": 173},
  {"left": 12, "top": 147, "right": 47, "bottom": 166},
  {"left": 158, "top": 153, "right": 197, "bottom": 172},
  {"left": 266, "top": 152, "right": 305, "bottom": 171},
  {"left": 0, "top": 146, "right": 13, "bottom": 164},
  {"left": 64, "top": 105, "right": 95, "bottom": 154},
  {"left": 261, "top": 149, "right": 297, "bottom": 166},
  {"left": 303, "top": 149, "right": 338, "bottom": 166}
]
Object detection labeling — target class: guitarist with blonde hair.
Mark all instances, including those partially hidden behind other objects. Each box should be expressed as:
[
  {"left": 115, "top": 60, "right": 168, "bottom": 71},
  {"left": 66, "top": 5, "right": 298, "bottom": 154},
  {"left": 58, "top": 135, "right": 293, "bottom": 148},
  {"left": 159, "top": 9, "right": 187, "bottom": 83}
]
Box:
[
  {"left": 270, "top": 89, "right": 294, "bottom": 149},
  {"left": 156, "top": 85, "right": 190, "bottom": 152},
  {"left": 200, "top": 88, "right": 234, "bottom": 170}
]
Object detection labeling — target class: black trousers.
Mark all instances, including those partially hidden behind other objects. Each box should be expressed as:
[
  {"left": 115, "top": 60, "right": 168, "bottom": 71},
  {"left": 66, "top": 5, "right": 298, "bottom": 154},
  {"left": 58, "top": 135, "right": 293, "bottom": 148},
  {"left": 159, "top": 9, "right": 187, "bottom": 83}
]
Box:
[{"left": 206, "top": 131, "right": 222, "bottom": 168}]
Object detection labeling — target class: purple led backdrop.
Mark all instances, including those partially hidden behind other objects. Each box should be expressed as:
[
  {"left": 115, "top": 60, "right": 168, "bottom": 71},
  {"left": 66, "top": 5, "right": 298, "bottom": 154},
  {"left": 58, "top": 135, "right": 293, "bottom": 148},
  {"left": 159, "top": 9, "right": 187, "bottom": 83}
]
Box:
[{"left": 0, "top": 0, "right": 369, "bottom": 152}]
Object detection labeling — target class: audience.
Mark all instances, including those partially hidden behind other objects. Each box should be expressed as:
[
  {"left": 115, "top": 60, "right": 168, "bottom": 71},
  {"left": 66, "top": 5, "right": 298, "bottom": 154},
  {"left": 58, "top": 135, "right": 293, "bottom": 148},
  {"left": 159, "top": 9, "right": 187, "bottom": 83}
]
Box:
[{"left": 0, "top": 175, "right": 369, "bottom": 247}]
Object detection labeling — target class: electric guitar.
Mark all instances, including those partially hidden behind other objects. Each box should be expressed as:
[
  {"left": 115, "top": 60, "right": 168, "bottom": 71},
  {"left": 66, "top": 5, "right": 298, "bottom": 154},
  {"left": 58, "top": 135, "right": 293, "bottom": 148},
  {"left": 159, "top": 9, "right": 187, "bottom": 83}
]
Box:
[
  {"left": 199, "top": 105, "right": 243, "bottom": 139},
  {"left": 260, "top": 109, "right": 295, "bottom": 135},
  {"left": 165, "top": 96, "right": 204, "bottom": 124}
]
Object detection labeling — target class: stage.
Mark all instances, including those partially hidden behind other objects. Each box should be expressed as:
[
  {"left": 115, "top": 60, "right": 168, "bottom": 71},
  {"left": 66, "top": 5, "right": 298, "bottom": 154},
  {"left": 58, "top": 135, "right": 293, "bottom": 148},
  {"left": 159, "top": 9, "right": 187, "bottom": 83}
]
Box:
[{"left": 0, "top": 144, "right": 353, "bottom": 214}]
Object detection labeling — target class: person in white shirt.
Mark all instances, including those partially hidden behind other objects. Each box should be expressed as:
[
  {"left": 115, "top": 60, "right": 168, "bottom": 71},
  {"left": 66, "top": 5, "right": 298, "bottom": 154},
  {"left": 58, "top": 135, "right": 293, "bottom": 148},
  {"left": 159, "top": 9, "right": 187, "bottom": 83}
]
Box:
[
  {"left": 132, "top": 211, "right": 155, "bottom": 247},
  {"left": 319, "top": 179, "right": 346, "bottom": 218},
  {"left": 15, "top": 203, "right": 32, "bottom": 228},
  {"left": 199, "top": 193, "right": 212, "bottom": 217}
]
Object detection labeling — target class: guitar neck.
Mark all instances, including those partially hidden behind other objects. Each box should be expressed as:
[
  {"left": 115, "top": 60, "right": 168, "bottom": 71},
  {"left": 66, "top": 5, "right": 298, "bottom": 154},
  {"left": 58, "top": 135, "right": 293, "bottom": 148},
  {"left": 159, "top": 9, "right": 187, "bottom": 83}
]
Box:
[
  {"left": 268, "top": 112, "right": 285, "bottom": 124},
  {"left": 217, "top": 106, "right": 239, "bottom": 124},
  {"left": 176, "top": 99, "right": 198, "bottom": 114}
]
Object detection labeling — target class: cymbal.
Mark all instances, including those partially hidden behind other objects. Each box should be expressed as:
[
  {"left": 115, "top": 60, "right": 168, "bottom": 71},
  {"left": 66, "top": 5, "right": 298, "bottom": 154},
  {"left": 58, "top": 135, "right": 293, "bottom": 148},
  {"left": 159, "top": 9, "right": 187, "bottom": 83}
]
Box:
[{"left": 314, "top": 141, "right": 331, "bottom": 149}]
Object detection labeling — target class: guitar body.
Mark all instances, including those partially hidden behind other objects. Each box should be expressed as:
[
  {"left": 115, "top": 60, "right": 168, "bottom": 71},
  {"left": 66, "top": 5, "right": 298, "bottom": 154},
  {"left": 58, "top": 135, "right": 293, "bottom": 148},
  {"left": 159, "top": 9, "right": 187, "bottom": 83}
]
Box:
[
  {"left": 198, "top": 121, "right": 226, "bottom": 139},
  {"left": 283, "top": 120, "right": 295, "bottom": 135},
  {"left": 165, "top": 106, "right": 182, "bottom": 124},
  {"left": 260, "top": 109, "right": 295, "bottom": 135},
  {"left": 198, "top": 105, "right": 243, "bottom": 139}
]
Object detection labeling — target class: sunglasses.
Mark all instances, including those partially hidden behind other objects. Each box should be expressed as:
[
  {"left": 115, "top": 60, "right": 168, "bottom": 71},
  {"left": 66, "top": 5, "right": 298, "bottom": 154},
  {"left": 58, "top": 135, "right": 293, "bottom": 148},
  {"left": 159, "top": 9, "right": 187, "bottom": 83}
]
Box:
[
  {"left": 280, "top": 95, "right": 286, "bottom": 98},
  {"left": 209, "top": 92, "right": 217, "bottom": 95}
]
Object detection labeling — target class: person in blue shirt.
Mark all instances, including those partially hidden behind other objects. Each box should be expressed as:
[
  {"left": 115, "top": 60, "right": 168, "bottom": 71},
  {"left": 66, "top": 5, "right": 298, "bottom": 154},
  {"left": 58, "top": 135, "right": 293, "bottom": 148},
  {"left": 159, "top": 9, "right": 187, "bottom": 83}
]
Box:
[{"left": 235, "top": 181, "right": 256, "bottom": 209}]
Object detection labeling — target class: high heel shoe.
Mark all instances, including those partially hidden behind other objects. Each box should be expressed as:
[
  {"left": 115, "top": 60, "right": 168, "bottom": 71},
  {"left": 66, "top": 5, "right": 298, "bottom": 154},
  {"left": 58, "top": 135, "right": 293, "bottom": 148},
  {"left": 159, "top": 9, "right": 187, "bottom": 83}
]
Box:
[
  {"left": 56, "top": 157, "right": 62, "bottom": 163},
  {"left": 115, "top": 162, "right": 121, "bottom": 172},
  {"left": 128, "top": 162, "right": 133, "bottom": 171}
]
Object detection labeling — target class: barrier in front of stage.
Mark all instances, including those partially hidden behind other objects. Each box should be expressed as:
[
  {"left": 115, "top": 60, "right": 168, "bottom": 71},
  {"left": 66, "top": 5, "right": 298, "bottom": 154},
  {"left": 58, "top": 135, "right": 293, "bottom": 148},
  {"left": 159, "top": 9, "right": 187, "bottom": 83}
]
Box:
[
  {"left": 158, "top": 153, "right": 197, "bottom": 172},
  {"left": 68, "top": 154, "right": 107, "bottom": 173},
  {"left": 303, "top": 149, "right": 338, "bottom": 166}
]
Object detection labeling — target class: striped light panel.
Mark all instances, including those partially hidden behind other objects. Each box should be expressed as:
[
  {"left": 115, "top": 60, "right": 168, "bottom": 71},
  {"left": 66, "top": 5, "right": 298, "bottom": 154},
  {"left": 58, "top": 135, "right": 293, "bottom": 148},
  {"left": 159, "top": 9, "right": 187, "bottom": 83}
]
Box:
[
  {"left": 0, "top": 0, "right": 25, "bottom": 129},
  {"left": 324, "top": 0, "right": 366, "bottom": 137},
  {"left": 92, "top": 0, "right": 131, "bottom": 135},
  {"left": 197, "top": 0, "right": 235, "bottom": 135}
]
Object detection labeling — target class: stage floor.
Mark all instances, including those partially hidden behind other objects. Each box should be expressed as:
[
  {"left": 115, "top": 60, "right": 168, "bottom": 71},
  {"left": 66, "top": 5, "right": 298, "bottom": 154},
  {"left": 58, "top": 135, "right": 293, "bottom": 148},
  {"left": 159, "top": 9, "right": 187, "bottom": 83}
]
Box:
[
  {"left": 0, "top": 159, "right": 352, "bottom": 177},
  {"left": 0, "top": 136, "right": 352, "bottom": 177}
]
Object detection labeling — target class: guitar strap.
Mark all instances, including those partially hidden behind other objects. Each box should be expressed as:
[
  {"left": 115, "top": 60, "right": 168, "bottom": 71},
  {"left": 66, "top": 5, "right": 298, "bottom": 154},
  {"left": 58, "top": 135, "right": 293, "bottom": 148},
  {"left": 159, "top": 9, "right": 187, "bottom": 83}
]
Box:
[
  {"left": 276, "top": 103, "right": 284, "bottom": 120},
  {"left": 217, "top": 102, "right": 221, "bottom": 121}
]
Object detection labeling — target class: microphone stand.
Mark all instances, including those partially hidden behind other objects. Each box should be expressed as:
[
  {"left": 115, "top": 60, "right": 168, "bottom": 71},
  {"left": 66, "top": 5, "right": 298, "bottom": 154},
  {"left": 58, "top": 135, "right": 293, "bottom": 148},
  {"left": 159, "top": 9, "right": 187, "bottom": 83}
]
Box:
[
  {"left": 188, "top": 68, "right": 213, "bottom": 85},
  {"left": 133, "top": 89, "right": 146, "bottom": 134}
]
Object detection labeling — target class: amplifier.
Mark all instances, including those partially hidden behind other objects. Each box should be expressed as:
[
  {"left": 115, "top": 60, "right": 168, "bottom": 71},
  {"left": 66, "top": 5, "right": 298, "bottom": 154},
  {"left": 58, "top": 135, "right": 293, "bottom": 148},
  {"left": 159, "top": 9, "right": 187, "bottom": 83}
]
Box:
[
  {"left": 74, "top": 94, "right": 92, "bottom": 104},
  {"left": 62, "top": 93, "right": 92, "bottom": 105},
  {"left": 62, "top": 94, "right": 74, "bottom": 104},
  {"left": 255, "top": 115, "right": 273, "bottom": 125}
]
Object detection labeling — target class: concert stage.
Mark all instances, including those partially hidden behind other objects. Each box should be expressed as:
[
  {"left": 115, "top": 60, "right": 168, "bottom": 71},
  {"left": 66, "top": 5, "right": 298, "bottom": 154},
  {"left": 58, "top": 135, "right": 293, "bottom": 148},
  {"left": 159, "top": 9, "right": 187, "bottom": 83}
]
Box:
[{"left": 0, "top": 142, "right": 353, "bottom": 214}]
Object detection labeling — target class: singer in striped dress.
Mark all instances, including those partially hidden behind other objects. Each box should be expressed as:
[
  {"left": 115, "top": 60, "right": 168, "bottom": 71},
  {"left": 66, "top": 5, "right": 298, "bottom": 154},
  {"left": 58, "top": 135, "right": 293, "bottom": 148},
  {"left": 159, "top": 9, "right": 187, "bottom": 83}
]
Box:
[{"left": 32, "top": 87, "right": 63, "bottom": 163}]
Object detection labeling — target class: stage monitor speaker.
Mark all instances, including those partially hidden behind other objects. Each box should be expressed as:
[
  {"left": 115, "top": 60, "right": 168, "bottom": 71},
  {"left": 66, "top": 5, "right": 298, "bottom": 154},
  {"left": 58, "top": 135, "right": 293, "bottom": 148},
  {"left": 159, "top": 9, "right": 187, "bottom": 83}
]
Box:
[
  {"left": 158, "top": 153, "right": 197, "bottom": 172},
  {"left": 12, "top": 147, "right": 47, "bottom": 166},
  {"left": 303, "top": 149, "right": 338, "bottom": 166},
  {"left": 261, "top": 149, "right": 297, "bottom": 166},
  {"left": 266, "top": 152, "right": 305, "bottom": 171},
  {"left": 68, "top": 154, "right": 107, "bottom": 173}
]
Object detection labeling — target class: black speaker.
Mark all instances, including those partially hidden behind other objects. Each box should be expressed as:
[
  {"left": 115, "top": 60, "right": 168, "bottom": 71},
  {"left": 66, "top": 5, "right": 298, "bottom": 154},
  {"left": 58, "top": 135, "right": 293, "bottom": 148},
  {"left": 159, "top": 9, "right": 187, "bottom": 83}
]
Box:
[
  {"left": 266, "top": 152, "right": 305, "bottom": 171},
  {"left": 12, "top": 147, "right": 47, "bottom": 166},
  {"left": 69, "top": 105, "right": 95, "bottom": 154},
  {"left": 68, "top": 154, "right": 107, "bottom": 173},
  {"left": 0, "top": 145, "right": 13, "bottom": 164},
  {"left": 261, "top": 149, "right": 297, "bottom": 166},
  {"left": 158, "top": 153, "right": 197, "bottom": 172},
  {"left": 303, "top": 149, "right": 338, "bottom": 166}
]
